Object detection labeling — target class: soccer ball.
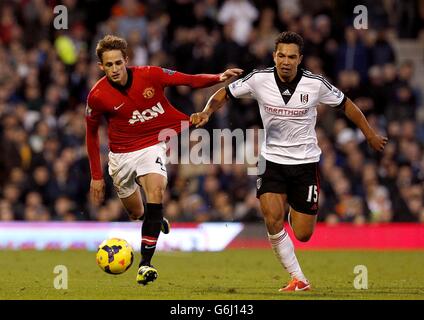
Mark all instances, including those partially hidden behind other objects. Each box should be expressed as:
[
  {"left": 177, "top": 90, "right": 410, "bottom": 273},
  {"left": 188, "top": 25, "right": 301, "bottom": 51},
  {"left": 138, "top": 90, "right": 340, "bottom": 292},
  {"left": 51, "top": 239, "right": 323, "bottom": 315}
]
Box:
[{"left": 96, "top": 238, "right": 134, "bottom": 274}]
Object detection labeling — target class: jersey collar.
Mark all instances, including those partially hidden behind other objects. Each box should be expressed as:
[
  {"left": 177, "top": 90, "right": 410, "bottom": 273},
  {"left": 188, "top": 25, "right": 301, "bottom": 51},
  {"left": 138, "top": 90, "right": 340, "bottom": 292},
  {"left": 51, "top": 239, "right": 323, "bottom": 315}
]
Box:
[
  {"left": 273, "top": 67, "right": 303, "bottom": 104},
  {"left": 108, "top": 67, "right": 133, "bottom": 92}
]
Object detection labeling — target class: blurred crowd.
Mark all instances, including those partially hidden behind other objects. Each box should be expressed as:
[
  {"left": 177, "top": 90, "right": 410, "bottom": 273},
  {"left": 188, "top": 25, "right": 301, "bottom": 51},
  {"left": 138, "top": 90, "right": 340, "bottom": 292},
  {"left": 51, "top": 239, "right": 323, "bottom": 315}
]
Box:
[{"left": 0, "top": 0, "right": 424, "bottom": 224}]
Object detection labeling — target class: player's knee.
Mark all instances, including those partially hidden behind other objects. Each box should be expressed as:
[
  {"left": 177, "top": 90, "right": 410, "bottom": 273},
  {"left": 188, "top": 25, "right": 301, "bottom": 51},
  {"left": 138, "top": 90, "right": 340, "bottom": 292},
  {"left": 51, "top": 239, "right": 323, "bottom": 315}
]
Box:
[
  {"left": 294, "top": 230, "right": 312, "bottom": 242},
  {"left": 263, "top": 214, "right": 284, "bottom": 234},
  {"left": 127, "top": 207, "right": 144, "bottom": 221}
]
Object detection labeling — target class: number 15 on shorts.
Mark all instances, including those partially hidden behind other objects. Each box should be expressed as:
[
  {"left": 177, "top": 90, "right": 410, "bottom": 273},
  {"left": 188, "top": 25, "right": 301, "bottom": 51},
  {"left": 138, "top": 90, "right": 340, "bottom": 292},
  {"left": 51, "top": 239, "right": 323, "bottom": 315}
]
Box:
[{"left": 307, "top": 185, "right": 318, "bottom": 203}]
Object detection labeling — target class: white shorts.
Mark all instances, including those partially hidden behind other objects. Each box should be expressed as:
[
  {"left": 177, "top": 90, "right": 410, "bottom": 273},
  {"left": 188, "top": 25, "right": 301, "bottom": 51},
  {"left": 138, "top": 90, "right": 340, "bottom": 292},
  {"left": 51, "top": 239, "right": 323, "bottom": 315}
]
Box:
[{"left": 108, "top": 142, "right": 167, "bottom": 198}]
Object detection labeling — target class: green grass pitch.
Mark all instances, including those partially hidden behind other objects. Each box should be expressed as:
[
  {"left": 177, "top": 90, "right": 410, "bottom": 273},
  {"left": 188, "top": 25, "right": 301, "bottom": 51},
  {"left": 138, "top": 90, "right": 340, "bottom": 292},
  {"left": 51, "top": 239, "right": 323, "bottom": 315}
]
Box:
[{"left": 0, "top": 249, "right": 423, "bottom": 300}]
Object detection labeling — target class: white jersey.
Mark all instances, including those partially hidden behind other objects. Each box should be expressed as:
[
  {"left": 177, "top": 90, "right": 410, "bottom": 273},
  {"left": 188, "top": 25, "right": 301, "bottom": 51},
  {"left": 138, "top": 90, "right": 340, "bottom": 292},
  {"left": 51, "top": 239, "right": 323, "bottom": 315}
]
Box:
[{"left": 227, "top": 67, "right": 345, "bottom": 165}]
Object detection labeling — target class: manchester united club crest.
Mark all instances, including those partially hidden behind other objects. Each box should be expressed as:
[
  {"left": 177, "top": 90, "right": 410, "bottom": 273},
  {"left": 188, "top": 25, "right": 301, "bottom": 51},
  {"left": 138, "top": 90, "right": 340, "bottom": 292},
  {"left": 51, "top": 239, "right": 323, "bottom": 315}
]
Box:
[
  {"left": 143, "top": 87, "right": 155, "bottom": 99},
  {"left": 300, "top": 94, "right": 309, "bottom": 104},
  {"left": 85, "top": 105, "right": 92, "bottom": 116}
]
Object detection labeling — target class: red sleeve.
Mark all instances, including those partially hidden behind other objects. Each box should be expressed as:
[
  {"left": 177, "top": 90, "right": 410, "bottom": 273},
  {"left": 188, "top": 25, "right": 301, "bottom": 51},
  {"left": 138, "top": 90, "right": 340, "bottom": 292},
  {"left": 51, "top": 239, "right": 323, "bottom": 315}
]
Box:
[
  {"left": 85, "top": 93, "right": 104, "bottom": 180},
  {"left": 149, "top": 66, "right": 221, "bottom": 88}
]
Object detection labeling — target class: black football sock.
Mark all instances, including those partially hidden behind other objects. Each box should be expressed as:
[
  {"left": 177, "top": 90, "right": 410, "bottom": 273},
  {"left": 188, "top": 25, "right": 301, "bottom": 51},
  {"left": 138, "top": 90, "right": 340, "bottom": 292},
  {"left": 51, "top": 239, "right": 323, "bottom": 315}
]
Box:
[
  {"left": 137, "top": 203, "right": 147, "bottom": 221},
  {"left": 140, "top": 203, "right": 163, "bottom": 267}
]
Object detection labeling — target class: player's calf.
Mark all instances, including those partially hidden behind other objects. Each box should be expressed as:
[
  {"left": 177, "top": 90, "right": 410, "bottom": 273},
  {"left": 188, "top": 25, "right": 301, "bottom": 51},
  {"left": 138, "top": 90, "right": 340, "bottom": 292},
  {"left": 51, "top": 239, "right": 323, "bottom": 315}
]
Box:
[
  {"left": 287, "top": 210, "right": 316, "bottom": 242},
  {"left": 134, "top": 206, "right": 170, "bottom": 234}
]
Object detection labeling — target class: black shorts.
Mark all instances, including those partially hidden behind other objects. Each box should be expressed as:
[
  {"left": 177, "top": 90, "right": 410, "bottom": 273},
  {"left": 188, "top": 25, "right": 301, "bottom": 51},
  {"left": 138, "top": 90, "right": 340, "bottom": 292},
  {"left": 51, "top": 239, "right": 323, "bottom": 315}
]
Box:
[{"left": 256, "top": 158, "right": 320, "bottom": 215}]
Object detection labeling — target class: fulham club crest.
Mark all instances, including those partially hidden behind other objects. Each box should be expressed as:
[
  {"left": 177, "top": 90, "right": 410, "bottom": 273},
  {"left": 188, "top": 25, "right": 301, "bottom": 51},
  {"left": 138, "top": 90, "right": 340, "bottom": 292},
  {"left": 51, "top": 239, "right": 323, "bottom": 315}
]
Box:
[
  {"left": 256, "top": 178, "right": 262, "bottom": 190},
  {"left": 300, "top": 94, "right": 309, "bottom": 104},
  {"left": 143, "top": 87, "right": 155, "bottom": 99}
]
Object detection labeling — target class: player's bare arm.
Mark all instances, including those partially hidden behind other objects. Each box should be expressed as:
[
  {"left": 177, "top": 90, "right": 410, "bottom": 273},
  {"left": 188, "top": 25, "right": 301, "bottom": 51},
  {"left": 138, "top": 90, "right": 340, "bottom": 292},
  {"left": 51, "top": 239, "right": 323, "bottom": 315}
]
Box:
[
  {"left": 190, "top": 69, "right": 243, "bottom": 127},
  {"left": 343, "top": 97, "right": 388, "bottom": 152},
  {"left": 190, "top": 87, "right": 229, "bottom": 127}
]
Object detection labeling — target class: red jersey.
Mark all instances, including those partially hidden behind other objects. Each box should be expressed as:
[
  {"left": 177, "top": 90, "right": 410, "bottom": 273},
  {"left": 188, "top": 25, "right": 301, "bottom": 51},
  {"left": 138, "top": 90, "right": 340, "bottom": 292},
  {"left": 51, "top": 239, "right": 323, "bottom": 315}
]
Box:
[{"left": 86, "top": 66, "right": 221, "bottom": 179}]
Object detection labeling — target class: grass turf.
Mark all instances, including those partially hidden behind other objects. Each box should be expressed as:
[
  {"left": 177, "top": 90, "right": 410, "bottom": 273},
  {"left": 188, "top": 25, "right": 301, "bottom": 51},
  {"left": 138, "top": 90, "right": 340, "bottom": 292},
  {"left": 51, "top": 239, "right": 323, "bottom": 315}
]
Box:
[{"left": 0, "top": 249, "right": 423, "bottom": 300}]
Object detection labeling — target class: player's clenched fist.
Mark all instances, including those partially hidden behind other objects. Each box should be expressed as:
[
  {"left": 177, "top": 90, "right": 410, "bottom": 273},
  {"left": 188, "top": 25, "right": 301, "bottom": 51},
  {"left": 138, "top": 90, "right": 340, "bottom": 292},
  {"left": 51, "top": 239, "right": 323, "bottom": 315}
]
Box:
[
  {"left": 190, "top": 112, "right": 210, "bottom": 128},
  {"left": 367, "top": 134, "right": 388, "bottom": 152}
]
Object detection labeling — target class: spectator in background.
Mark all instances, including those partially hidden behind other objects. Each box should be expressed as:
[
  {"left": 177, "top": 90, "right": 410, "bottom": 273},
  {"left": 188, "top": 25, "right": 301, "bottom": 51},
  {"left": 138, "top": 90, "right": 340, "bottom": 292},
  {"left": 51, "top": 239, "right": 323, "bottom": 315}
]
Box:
[
  {"left": 181, "top": 193, "right": 210, "bottom": 222},
  {"left": 127, "top": 29, "right": 148, "bottom": 66},
  {"left": 210, "top": 191, "right": 234, "bottom": 221},
  {"left": 336, "top": 27, "right": 369, "bottom": 81},
  {"left": 367, "top": 65, "right": 389, "bottom": 116},
  {"left": 386, "top": 84, "right": 417, "bottom": 122},
  {"left": 363, "top": 162, "right": 393, "bottom": 222},
  {"left": 1, "top": 184, "right": 24, "bottom": 219},
  {"left": 24, "top": 191, "right": 50, "bottom": 221},
  {"left": 46, "top": 159, "right": 79, "bottom": 205},
  {"left": 218, "top": 0, "right": 259, "bottom": 46},
  {"left": 27, "top": 166, "right": 50, "bottom": 206},
  {"left": 53, "top": 196, "right": 78, "bottom": 221},
  {"left": 234, "top": 190, "right": 262, "bottom": 222},
  {"left": 0, "top": 199, "right": 14, "bottom": 221},
  {"left": 369, "top": 30, "right": 396, "bottom": 66}
]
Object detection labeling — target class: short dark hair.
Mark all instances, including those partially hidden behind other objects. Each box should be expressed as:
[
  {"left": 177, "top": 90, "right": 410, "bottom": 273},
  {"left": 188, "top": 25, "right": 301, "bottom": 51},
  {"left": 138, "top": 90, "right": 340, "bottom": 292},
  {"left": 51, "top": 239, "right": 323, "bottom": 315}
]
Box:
[
  {"left": 274, "top": 31, "right": 304, "bottom": 55},
  {"left": 96, "top": 35, "right": 128, "bottom": 63}
]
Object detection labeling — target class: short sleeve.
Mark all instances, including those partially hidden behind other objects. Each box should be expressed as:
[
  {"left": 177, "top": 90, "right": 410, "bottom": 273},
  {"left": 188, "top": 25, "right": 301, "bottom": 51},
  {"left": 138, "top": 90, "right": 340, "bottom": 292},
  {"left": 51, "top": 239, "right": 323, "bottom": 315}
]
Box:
[
  {"left": 226, "top": 71, "right": 256, "bottom": 99},
  {"left": 318, "top": 77, "right": 346, "bottom": 108}
]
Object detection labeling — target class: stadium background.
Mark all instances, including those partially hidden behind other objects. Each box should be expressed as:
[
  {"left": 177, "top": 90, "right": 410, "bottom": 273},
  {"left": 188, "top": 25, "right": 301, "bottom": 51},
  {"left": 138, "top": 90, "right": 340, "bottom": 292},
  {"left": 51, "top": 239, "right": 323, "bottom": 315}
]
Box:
[
  {"left": 0, "top": 0, "right": 424, "bottom": 301},
  {"left": 1, "top": 0, "right": 424, "bottom": 225}
]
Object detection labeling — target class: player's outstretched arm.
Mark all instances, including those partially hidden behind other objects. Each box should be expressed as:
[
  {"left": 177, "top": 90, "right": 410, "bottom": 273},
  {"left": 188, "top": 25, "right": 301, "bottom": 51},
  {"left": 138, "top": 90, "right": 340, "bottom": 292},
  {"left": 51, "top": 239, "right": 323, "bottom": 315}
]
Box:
[
  {"left": 218, "top": 68, "right": 244, "bottom": 82},
  {"left": 343, "top": 97, "right": 388, "bottom": 152},
  {"left": 157, "top": 67, "right": 243, "bottom": 89},
  {"left": 190, "top": 87, "right": 229, "bottom": 128}
]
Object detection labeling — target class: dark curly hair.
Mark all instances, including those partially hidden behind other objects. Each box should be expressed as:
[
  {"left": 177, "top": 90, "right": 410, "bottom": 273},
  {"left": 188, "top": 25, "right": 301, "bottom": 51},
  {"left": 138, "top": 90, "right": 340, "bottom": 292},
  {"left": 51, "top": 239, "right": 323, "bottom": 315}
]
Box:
[{"left": 274, "top": 31, "right": 304, "bottom": 55}]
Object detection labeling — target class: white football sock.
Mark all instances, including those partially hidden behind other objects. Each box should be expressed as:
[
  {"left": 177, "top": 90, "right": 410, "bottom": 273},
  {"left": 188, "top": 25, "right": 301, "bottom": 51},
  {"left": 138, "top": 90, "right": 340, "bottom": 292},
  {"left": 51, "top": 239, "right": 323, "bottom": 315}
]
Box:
[
  {"left": 268, "top": 228, "right": 308, "bottom": 282},
  {"left": 287, "top": 211, "right": 293, "bottom": 230}
]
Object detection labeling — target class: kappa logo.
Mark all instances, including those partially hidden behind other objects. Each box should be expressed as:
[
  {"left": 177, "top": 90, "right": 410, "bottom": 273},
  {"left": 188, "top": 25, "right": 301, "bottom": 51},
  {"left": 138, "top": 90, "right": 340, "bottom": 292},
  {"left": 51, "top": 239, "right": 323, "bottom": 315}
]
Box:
[
  {"left": 129, "top": 102, "right": 165, "bottom": 124},
  {"left": 143, "top": 87, "right": 155, "bottom": 99}
]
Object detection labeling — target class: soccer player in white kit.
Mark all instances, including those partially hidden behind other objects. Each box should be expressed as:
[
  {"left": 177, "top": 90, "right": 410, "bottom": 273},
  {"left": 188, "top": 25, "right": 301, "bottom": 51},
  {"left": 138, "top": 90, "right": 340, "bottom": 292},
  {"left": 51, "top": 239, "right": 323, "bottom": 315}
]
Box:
[{"left": 191, "top": 31, "right": 388, "bottom": 291}]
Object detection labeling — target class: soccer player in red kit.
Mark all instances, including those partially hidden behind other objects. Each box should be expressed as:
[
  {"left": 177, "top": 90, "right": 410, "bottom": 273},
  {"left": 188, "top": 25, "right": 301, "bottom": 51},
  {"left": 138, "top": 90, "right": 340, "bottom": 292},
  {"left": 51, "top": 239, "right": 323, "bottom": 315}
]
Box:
[{"left": 86, "top": 35, "right": 242, "bottom": 285}]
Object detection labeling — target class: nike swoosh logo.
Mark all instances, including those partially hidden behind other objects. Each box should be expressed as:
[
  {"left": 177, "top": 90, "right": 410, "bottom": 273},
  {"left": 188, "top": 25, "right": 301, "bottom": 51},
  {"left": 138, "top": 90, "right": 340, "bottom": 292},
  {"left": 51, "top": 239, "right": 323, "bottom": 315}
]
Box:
[
  {"left": 145, "top": 245, "right": 156, "bottom": 249},
  {"left": 295, "top": 284, "right": 310, "bottom": 291},
  {"left": 113, "top": 103, "right": 124, "bottom": 110}
]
